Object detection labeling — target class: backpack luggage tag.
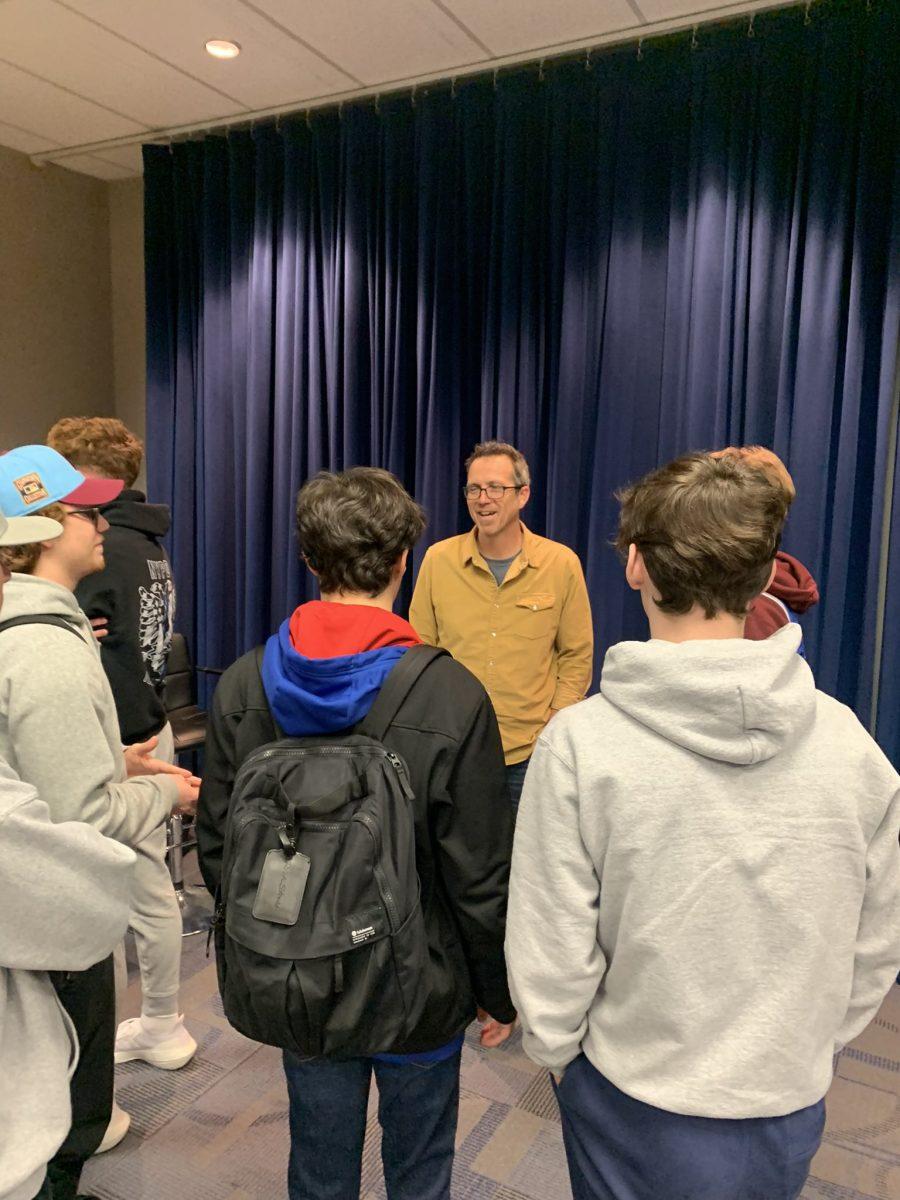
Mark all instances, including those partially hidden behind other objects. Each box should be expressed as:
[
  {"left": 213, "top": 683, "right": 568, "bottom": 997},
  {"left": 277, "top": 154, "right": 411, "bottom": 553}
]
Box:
[{"left": 252, "top": 806, "right": 310, "bottom": 926}]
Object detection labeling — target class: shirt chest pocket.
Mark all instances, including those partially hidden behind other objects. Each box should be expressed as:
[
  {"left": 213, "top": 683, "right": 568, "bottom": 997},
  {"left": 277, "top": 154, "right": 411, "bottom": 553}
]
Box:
[{"left": 513, "top": 593, "right": 557, "bottom": 640}]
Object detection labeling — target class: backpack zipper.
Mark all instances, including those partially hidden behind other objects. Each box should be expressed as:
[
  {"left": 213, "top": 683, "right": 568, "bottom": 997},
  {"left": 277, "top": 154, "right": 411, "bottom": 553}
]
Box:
[{"left": 355, "top": 811, "right": 401, "bottom": 933}]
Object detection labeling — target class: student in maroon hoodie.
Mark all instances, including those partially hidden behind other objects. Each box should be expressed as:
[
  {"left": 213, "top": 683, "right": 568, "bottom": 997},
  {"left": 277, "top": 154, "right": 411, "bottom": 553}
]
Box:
[{"left": 713, "top": 446, "right": 820, "bottom": 654}]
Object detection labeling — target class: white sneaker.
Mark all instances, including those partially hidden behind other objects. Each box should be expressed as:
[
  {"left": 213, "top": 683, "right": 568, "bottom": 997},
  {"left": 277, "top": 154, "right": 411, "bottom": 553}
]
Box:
[
  {"left": 114, "top": 1013, "right": 197, "bottom": 1070},
  {"left": 94, "top": 1100, "right": 130, "bottom": 1154}
]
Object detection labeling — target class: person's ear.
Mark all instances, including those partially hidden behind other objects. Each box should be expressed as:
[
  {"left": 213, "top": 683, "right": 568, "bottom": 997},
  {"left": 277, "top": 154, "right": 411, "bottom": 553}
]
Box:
[
  {"left": 302, "top": 555, "right": 319, "bottom": 579},
  {"left": 625, "top": 544, "right": 644, "bottom": 592},
  {"left": 394, "top": 549, "right": 409, "bottom": 579},
  {"left": 517, "top": 484, "right": 530, "bottom": 510}
]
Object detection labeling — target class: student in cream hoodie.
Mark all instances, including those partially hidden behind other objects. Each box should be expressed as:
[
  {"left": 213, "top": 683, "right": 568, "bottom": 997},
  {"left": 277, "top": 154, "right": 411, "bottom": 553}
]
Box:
[
  {"left": 506, "top": 452, "right": 900, "bottom": 1200},
  {"left": 0, "top": 505, "right": 134, "bottom": 1200},
  {"left": 0, "top": 447, "right": 199, "bottom": 1200}
]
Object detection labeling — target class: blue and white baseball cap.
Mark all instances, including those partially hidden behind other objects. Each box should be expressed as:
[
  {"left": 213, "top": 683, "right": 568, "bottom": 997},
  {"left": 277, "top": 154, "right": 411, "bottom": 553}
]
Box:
[
  {"left": 0, "top": 445, "right": 123, "bottom": 517},
  {"left": 0, "top": 506, "right": 63, "bottom": 546}
]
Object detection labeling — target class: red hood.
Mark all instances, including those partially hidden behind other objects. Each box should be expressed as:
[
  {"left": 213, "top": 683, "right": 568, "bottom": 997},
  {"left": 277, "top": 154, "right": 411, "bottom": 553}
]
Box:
[
  {"left": 745, "top": 551, "right": 819, "bottom": 642},
  {"left": 288, "top": 600, "right": 420, "bottom": 659},
  {"left": 768, "top": 551, "right": 819, "bottom": 614}
]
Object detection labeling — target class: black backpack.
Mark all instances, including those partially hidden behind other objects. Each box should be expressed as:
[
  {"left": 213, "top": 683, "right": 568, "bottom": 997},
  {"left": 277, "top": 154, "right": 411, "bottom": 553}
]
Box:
[{"left": 214, "top": 643, "right": 447, "bottom": 1058}]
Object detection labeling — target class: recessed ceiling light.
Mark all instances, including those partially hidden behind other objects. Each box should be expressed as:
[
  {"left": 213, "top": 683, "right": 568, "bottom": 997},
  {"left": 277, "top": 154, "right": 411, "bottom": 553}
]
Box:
[{"left": 205, "top": 39, "right": 241, "bottom": 59}]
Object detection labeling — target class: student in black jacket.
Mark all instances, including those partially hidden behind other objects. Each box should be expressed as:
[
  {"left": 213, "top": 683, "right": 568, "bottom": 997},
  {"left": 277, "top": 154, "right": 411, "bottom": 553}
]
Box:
[
  {"left": 47, "top": 418, "right": 196, "bottom": 1095},
  {"left": 197, "top": 468, "right": 516, "bottom": 1200}
]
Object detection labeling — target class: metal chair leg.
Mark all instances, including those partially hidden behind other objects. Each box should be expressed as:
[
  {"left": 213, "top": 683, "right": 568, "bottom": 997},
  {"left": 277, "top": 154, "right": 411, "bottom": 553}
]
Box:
[{"left": 167, "top": 814, "right": 212, "bottom": 937}]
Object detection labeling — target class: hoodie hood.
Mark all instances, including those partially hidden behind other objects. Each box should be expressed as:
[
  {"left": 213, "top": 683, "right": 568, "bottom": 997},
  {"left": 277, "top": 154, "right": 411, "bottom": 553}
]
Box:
[
  {"left": 261, "top": 601, "right": 420, "bottom": 736},
  {"left": 768, "top": 551, "right": 819, "bottom": 613},
  {"left": 0, "top": 574, "right": 94, "bottom": 640},
  {"left": 102, "top": 490, "right": 171, "bottom": 539},
  {"left": 600, "top": 624, "right": 816, "bottom": 765}
]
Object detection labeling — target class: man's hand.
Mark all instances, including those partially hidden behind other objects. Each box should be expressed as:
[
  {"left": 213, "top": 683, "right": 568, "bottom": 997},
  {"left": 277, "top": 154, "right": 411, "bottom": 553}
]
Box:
[
  {"left": 90, "top": 616, "right": 109, "bottom": 641},
  {"left": 123, "top": 736, "right": 199, "bottom": 787},
  {"left": 172, "top": 774, "right": 200, "bottom": 817},
  {"left": 477, "top": 1007, "right": 517, "bottom": 1049}
]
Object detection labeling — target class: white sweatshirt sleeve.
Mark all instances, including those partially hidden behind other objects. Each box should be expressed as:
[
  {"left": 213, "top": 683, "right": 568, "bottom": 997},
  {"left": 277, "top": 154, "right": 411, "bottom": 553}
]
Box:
[
  {"left": 3, "top": 628, "right": 175, "bottom": 845},
  {"left": 0, "top": 762, "right": 135, "bottom": 971},
  {"left": 505, "top": 735, "right": 606, "bottom": 1072},
  {"left": 835, "top": 783, "right": 900, "bottom": 1051}
]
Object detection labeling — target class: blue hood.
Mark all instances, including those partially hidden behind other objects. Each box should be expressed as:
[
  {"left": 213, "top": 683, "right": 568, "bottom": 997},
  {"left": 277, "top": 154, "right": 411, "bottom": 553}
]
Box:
[{"left": 261, "top": 618, "right": 410, "bottom": 736}]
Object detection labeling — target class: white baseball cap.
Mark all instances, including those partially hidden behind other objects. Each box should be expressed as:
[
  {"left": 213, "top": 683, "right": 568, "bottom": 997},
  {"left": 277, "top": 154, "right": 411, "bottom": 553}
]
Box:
[{"left": 0, "top": 506, "right": 63, "bottom": 547}]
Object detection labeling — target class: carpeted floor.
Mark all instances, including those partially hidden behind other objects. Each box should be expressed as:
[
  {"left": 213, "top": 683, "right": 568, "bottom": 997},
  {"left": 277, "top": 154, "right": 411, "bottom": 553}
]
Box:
[{"left": 82, "top": 885, "right": 900, "bottom": 1200}]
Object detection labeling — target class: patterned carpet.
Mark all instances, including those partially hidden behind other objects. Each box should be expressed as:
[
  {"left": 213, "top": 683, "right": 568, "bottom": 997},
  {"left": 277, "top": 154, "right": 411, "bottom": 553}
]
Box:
[{"left": 82, "top": 890, "right": 900, "bottom": 1200}]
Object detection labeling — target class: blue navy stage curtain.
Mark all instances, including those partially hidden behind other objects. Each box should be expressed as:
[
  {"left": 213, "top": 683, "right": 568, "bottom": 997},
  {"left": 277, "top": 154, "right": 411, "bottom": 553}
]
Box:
[{"left": 145, "top": 0, "right": 899, "bottom": 762}]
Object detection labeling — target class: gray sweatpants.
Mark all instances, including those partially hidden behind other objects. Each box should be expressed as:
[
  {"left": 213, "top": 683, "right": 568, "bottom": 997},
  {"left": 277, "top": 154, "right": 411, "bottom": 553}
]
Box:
[{"left": 114, "top": 722, "right": 182, "bottom": 1018}]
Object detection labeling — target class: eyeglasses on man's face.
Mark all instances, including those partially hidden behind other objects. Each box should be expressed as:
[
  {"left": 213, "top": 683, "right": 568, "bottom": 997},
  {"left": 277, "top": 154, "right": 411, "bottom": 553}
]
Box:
[
  {"left": 66, "top": 506, "right": 103, "bottom": 529},
  {"left": 463, "top": 484, "right": 523, "bottom": 500}
]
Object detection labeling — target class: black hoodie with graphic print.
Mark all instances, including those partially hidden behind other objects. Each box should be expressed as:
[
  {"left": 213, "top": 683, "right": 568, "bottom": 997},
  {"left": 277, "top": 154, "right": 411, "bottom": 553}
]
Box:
[{"left": 75, "top": 490, "right": 175, "bottom": 745}]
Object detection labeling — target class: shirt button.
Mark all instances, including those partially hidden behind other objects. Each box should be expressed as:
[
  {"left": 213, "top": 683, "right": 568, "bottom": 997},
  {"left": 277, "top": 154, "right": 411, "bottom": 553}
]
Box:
[
  {"left": 532, "top": 604, "right": 537, "bottom": 611},
  {"left": 491, "top": 631, "right": 496, "bottom": 637},
  {"left": 489, "top": 660, "right": 494, "bottom": 666}
]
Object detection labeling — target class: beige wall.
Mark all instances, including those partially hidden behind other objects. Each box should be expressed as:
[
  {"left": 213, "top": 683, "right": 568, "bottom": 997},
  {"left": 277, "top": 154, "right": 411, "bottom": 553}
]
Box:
[
  {"left": 0, "top": 145, "right": 115, "bottom": 447},
  {"left": 108, "top": 177, "right": 146, "bottom": 455}
]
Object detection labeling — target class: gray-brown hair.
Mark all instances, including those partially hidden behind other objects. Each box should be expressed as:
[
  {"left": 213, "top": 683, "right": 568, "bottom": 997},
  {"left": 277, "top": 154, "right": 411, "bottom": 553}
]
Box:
[{"left": 464, "top": 441, "right": 530, "bottom": 487}]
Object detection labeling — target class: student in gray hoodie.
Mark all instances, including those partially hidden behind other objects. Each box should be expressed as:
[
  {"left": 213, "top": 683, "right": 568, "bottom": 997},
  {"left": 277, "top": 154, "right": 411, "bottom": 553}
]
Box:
[
  {"left": 506, "top": 452, "right": 900, "bottom": 1200},
  {"left": 0, "top": 446, "right": 199, "bottom": 1199},
  {"left": 0, "top": 505, "right": 134, "bottom": 1200}
]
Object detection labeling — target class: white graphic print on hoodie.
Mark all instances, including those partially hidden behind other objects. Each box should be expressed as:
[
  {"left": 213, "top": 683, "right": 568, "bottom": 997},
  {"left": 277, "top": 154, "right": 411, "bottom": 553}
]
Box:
[{"left": 506, "top": 625, "right": 900, "bottom": 1118}]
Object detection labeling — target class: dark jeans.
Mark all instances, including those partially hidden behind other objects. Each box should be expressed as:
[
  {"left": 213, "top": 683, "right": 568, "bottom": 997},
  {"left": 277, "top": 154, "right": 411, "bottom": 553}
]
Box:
[
  {"left": 283, "top": 1049, "right": 461, "bottom": 1200},
  {"left": 46, "top": 956, "right": 116, "bottom": 1200},
  {"left": 554, "top": 1054, "right": 826, "bottom": 1200},
  {"left": 505, "top": 759, "right": 530, "bottom": 819}
]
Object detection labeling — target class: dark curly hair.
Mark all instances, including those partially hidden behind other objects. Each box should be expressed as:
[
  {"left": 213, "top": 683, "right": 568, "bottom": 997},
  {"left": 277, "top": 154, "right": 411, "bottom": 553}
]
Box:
[
  {"left": 295, "top": 468, "right": 426, "bottom": 597},
  {"left": 615, "top": 453, "right": 787, "bottom": 619}
]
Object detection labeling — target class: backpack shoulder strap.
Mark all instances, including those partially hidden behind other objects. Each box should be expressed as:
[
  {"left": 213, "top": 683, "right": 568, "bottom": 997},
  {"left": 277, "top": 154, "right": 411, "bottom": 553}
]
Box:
[
  {"left": 357, "top": 645, "right": 448, "bottom": 742},
  {"left": 0, "top": 614, "right": 85, "bottom": 642},
  {"left": 254, "top": 644, "right": 284, "bottom": 741}
]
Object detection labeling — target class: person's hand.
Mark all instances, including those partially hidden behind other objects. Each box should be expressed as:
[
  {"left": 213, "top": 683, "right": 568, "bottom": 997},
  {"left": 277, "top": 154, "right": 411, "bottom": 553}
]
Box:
[
  {"left": 123, "top": 736, "right": 199, "bottom": 787},
  {"left": 477, "top": 1007, "right": 517, "bottom": 1049},
  {"left": 90, "top": 616, "right": 109, "bottom": 641},
  {"left": 171, "top": 774, "right": 200, "bottom": 817}
]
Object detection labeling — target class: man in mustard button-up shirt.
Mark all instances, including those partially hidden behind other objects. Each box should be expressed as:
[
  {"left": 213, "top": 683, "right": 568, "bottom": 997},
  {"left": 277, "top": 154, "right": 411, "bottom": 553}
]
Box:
[{"left": 410, "top": 441, "right": 593, "bottom": 810}]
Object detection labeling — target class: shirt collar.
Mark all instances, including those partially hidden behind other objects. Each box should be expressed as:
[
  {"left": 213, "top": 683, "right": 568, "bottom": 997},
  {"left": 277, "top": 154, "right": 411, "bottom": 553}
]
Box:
[{"left": 463, "top": 522, "right": 543, "bottom": 570}]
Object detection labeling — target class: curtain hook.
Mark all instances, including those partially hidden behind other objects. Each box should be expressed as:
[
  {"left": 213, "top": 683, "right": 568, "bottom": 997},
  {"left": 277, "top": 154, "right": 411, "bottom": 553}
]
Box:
[
  {"left": 338, "top": 99, "right": 344, "bottom": 118},
  {"left": 804, "top": 1, "right": 812, "bottom": 24},
  {"left": 305, "top": 108, "right": 312, "bottom": 130},
  {"left": 637, "top": 37, "right": 644, "bottom": 61},
  {"left": 410, "top": 83, "right": 416, "bottom": 108},
  {"left": 538, "top": 58, "right": 545, "bottom": 82},
  {"left": 374, "top": 92, "right": 380, "bottom": 113},
  {"left": 451, "top": 76, "right": 456, "bottom": 99},
  {"left": 747, "top": 14, "right": 755, "bottom": 38},
  {"left": 691, "top": 25, "right": 698, "bottom": 50},
  {"left": 493, "top": 66, "right": 499, "bottom": 90},
  {"left": 585, "top": 48, "right": 592, "bottom": 71}
]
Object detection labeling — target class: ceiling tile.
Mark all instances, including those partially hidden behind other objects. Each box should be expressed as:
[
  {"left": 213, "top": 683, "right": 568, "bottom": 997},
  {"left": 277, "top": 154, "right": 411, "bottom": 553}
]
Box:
[
  {"left": 0, "top": 58, "right": 145, "bottom": 145},
  {"left": 0, "top": 0, "right": 245, "bottom": 129},
  {"left": 442, "top": 0, "right": 641, "bottom": 56},
  {"left": 0, "top": 119, "right": 61, "bottom": 155},
  {"left": 256, "top": 0, "right": 488, "bottom": 85},
  {"left": 65, "top": 0, "right": 356, "bottom": 110}
]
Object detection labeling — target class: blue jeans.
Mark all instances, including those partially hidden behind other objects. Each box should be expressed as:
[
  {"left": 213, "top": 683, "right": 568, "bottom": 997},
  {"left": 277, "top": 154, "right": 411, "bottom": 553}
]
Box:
[
  {"left": 506, "top": 759, "right": 530, "bottom": 819},
  {"left": 283, "top": 1049, "right": 461, "bottom": 1200},
  {"left": 554, "top": 1054, "right": 825, "bottom": 1200}
]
